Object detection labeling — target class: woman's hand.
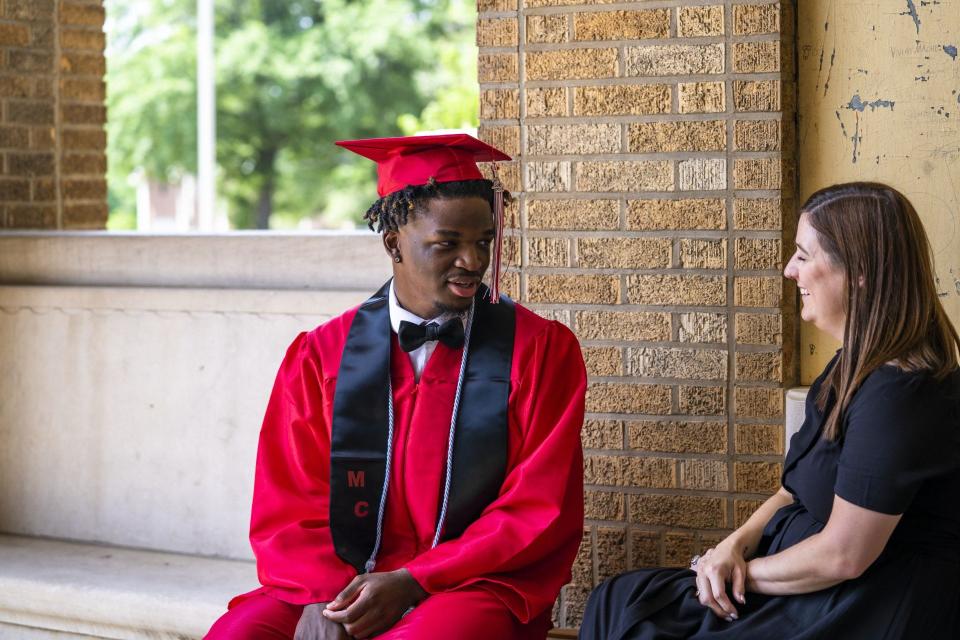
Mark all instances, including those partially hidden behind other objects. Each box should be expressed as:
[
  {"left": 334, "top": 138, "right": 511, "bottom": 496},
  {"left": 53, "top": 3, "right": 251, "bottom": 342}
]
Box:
[
  {"left": 693, "top": 542, "right": 748, "bottom": 621},
  {"left": 688, "top": 487, "right": 792, "bottom": 618}
]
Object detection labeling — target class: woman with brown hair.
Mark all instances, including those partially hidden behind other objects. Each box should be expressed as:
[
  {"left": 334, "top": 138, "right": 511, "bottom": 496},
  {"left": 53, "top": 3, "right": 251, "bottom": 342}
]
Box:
[{"left": 580, "top": 182, "right": 960, "bottom": 639}]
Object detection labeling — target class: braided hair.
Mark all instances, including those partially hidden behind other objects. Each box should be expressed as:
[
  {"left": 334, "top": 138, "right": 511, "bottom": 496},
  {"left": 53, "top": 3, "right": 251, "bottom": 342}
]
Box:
[{"left": 363, "top": 179, "right": 512, "bottom": 233}]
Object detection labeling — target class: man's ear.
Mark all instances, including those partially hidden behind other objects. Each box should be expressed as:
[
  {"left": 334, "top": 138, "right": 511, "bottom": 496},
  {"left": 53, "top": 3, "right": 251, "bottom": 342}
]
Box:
[{"left": 383, "top": 230, "right": 399, "bottom": 256}]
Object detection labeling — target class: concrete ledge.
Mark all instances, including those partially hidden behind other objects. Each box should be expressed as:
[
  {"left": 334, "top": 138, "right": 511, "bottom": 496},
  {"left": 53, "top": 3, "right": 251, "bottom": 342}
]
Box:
[
  {"left": 0, "top": 284, "right": 370, "bottom": 559},
  {"left": 0, "top": 232, "right": 390, "bottom": 292},
  {"left": 0, "top": 623, "right": 103, "bottom": 639},
  {"left": 0, "top": 535, "right": 255, "bottom": 640},
  {"left": 0, "top": 284, "right": 369, "bottom": 316}
]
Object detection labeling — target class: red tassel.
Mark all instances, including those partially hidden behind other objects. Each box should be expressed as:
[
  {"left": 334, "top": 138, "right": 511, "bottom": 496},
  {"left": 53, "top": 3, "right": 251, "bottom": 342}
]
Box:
[{"left": 489, "top": 165, "right": 505, "bottom": 304}]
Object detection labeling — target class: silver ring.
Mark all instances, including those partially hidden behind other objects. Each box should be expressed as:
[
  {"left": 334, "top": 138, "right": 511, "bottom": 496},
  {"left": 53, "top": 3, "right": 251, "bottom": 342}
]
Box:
[{"left": 689, "top": 554, "right": 701, "bottom": 569}]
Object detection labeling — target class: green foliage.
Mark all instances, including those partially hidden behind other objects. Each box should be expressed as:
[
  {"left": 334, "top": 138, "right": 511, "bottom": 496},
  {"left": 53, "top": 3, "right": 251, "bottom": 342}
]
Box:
[
  {"left": 105, "top": 0, "right": 478, "bottom": 230},
  {"left": 399, "top": 0, "right": 478, "bottom": 135}
]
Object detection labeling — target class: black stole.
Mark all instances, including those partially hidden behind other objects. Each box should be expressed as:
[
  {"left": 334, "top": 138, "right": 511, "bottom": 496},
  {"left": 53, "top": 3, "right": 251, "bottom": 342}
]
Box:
[{"left": 329, "top": 280, "right": 515, "bottom": 572}]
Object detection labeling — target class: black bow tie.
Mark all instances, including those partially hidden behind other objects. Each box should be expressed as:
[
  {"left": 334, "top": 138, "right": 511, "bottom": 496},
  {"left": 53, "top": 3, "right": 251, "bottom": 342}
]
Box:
[{"left": 398, "top": 318, "right": 464, "bottom": 352}]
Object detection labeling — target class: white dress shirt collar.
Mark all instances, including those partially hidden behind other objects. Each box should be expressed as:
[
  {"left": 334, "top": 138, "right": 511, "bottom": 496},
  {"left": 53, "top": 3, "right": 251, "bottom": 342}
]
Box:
[{"left": 388, "top": 281, "right": 465, "bottom": 381}]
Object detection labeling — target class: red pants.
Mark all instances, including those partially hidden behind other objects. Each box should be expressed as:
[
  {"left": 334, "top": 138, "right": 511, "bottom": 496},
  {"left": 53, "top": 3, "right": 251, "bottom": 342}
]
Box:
[{"left": 205, "top": 588, "right": 550, "bottom": 639}]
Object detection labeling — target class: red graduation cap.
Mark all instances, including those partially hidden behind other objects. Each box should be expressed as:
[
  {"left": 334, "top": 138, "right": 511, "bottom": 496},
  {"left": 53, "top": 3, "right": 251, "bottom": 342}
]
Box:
[
  {"left": 336, "top": 133, "right": 512, "bottom": 303},
  {"left": 335, "top": 133, "right": 511, "bottom": 198}
]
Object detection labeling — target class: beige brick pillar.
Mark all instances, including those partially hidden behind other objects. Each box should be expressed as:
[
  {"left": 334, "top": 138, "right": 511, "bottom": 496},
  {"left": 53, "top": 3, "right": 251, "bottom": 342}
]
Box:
[
  {"left": 0, "top": 0, "right": 107, "bottom": 229},
  {"left": 478, "top": 0, "right": 798, "bottom": 626}
]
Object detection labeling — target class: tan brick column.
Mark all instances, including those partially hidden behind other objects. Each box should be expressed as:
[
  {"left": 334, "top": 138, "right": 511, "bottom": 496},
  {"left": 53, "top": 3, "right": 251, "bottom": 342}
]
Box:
[
  {"left": 478, "top": 0, "right": 798, "bottom": 626},
  {"left": 0, "top": 0, "right": 107, "bottom": 229}
]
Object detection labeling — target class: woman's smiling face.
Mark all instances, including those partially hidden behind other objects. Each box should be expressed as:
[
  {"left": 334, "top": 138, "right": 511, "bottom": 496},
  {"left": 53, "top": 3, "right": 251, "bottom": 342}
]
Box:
[{"left": 784, "top": 212, "right": 848, "bottom": 342}]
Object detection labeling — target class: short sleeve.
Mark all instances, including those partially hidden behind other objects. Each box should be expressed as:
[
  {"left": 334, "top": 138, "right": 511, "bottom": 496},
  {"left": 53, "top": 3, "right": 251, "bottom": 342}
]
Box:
[{"left": 834, "top": 371, "right": 944, "bottom": 515}]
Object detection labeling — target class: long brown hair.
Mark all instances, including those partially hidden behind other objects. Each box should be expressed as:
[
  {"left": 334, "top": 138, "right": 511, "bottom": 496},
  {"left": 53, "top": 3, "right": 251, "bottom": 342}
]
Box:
[{"left": 802, "top": 182, "right": 960, "bottom": 440}]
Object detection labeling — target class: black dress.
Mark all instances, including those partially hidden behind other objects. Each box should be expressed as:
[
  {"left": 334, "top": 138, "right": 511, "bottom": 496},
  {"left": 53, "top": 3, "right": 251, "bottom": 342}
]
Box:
[{"left": 581, "top": 357, "right": 960, "bottom": 639}]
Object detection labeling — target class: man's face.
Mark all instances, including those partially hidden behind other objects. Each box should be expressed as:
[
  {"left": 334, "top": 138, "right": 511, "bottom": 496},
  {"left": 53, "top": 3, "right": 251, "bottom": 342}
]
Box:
[{"left": 385, "top": 196, "right": 494, "bottom": 319}]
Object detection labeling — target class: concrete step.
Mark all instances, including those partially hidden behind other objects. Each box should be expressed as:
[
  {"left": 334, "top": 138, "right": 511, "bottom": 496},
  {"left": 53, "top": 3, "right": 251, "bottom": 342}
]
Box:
[
  {"left": 0, "top": 534, "right": 581, "bottom": 639},
  {"left": 0, "top": 534, "right": 255, "bottom": 640},
  {"left": 0, "top": 622, "right": 104, "bottom": 639}
]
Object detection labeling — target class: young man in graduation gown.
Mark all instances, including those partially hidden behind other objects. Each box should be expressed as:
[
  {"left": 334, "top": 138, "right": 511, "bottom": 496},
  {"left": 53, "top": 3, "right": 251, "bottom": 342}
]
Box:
[{"left": 205, "top": 134, "right": 587, "bottom": 640}]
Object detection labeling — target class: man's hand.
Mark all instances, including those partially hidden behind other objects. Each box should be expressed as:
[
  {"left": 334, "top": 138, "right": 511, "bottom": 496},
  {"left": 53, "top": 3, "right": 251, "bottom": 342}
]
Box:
[
  {"left": 322, "top": 569, "right": 428, "bottom": 639},
  {"left": 294, "top": 603, "right": 350, "bottom": 640}
]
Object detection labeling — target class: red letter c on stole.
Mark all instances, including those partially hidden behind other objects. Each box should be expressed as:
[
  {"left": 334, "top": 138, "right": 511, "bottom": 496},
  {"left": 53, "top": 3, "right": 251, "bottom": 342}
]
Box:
[{"left": 354, "top": 501, "right": 369, "bottom": 518}]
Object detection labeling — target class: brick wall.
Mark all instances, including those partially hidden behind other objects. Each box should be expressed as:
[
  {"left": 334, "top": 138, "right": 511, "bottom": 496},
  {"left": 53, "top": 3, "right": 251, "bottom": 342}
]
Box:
[
  {"left": 477, "top": 0, "right": 798, "bottom": 626},
  {"left": 0, "top": 0, "right": 107, "bottom": 229}
]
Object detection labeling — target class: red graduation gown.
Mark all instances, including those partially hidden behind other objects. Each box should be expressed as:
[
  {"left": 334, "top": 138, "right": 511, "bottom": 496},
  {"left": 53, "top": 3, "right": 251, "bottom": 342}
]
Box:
[{"left": 240, "top": 302, "right": 586, "bottom": 625}]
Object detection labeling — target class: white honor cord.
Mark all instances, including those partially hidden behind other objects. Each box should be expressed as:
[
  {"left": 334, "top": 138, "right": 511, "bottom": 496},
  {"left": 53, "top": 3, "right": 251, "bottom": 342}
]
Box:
[
  {"left": 432, "top": 301, "right": 474, "bottom": 549},
  {"left": 364, "top": 300, "right": 476, "bottom": 572},
  {"left": 365, "top": 376, "right": 395, "bottom": 574}
]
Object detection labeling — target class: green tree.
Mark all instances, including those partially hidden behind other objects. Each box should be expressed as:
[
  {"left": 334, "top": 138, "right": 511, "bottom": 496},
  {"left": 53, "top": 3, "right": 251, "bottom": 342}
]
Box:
[
  {"left": 105, "top": 0, "right": 198, "bottom": 228},
  {"left": 105, "top": 0, "right": 478, "bottom": 230}
]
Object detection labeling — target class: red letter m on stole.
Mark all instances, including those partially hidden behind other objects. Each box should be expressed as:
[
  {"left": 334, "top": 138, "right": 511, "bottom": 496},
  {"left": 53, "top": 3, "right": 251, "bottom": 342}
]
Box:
[{"left": 348, "top": 470, "right": 365, "bottom": 488}]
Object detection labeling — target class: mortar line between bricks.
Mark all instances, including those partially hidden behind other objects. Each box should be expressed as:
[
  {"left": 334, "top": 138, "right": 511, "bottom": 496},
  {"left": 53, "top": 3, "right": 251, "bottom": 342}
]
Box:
[
  {"left": 50, "top": 123, "right": 102, "bottom": 131},
  {"left": 520, "top": 35, "right": 781, "bottom": 49},
  {"left": 586, "top": 451, "right": 731, "bottom": 461},
  {"left": 584, "top": 489, "right": 762, "bottom": 505},
  {"left": 518, "top": 0, "right": 775, "bottom": 16},
  {"left": 588, "top": 483, "right": 767, "bottom": 495},
  {"left": 515, "top": 1, "right": 527, "bottom": 303},
  {"left": 0, "top": 46, "right": 94, "bottom": 58},
  {"left": 723, "top": 0, "right": 738, "bottom": 524},
  {"left": 523, "top": 265, "right": 735, "bottom": 274},
  {"left": 524, "top": 229, "right": 784, "bottom": 238},
  {"left": 588, "top": 523, "right": 690, "bottom": 534},
  {"left": 527, "top": 189, "right": 731, "bottom": 199},
  {"left": 589, "top": 526, "right": 599, "bottom": 609},
  {"left": 606, "top": 525, "right": 726, "bottom": 536},
  {"left": 478, "top": 11, "right": 526, "bottom": 19},
  {"left": 53, "top": 0, "right": 64, "bottom": 229},
  {"left": 586, "top": 413, "right": 731, "bottom": 422},
  {"left": 523, "top": 114, "right": 751, "bottom": 125},
  {"left": 507, "top": 71, "right": 781, "bottom": 86},
  {"left": 532, "top": 303, "right": 772, "bottom": 312},
  {"left": 585, "top": 340, "right": 766, "bottom": 351},
  {"left": 523, "top": 190, "right": 779, "bottom": 199},
  {"left": 586, "top": 486, "right": 782, "bottom": 500},
  {"left": 587, "top": 375, "right": 784, "bottom": 387},
  {"left": 524, "top": 150, "right": 779, "bottom": 159},
  {"left": 585, "top": 447, "right": 786, "bottom": 458}
]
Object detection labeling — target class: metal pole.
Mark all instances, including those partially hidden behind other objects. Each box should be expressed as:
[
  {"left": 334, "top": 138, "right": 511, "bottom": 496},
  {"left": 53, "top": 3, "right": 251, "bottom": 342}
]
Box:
[{"left": 197, "top": 0, "right": 215, "bottom": 230}]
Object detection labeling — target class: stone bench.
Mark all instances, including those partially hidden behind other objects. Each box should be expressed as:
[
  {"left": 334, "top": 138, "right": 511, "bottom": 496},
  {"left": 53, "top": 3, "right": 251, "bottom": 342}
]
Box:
[
  {"left": 0, "top": 273, "right": 357, "bottom": 639},
  {"left": 0, "top": 534, "right": 255, "bottom": 639},
  {"left": 0, "top": 535, "right": 580, "bottom": 639}
]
